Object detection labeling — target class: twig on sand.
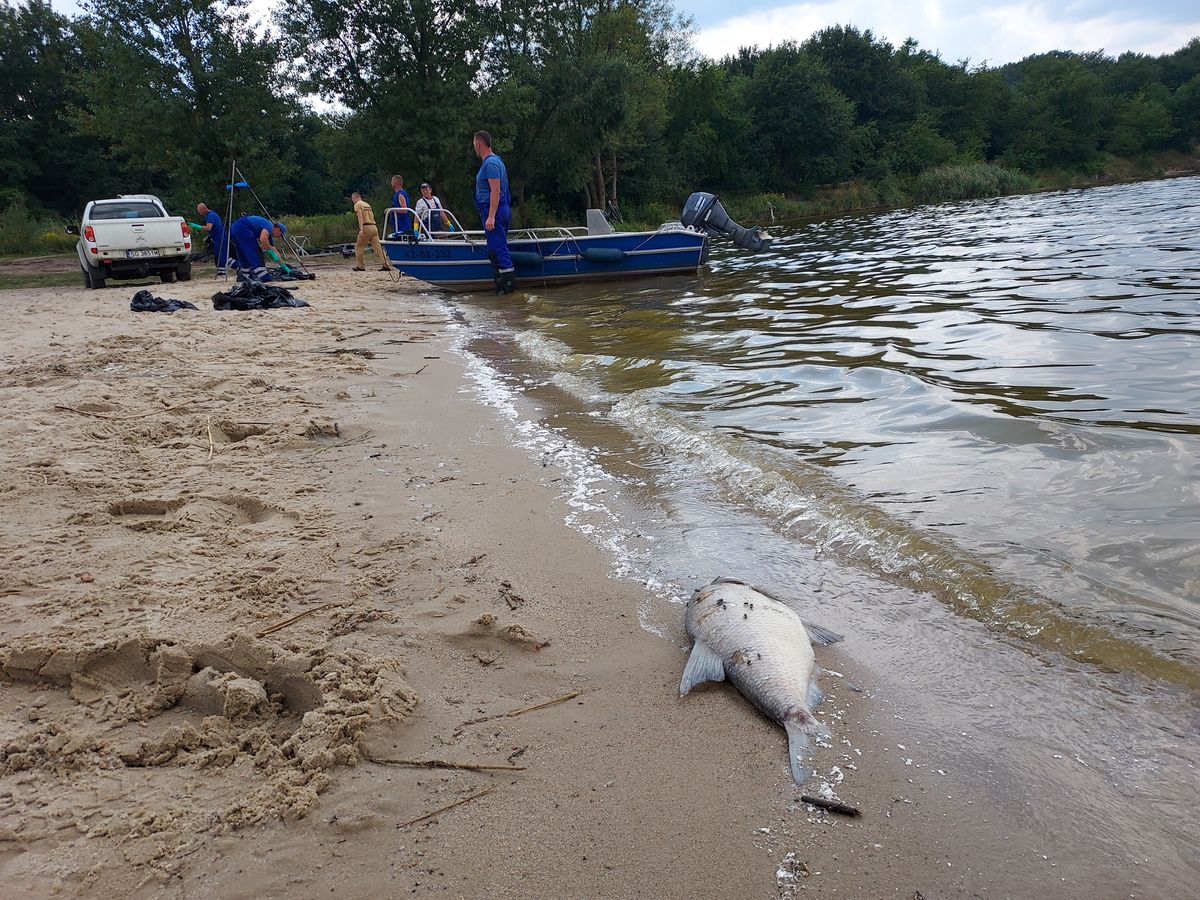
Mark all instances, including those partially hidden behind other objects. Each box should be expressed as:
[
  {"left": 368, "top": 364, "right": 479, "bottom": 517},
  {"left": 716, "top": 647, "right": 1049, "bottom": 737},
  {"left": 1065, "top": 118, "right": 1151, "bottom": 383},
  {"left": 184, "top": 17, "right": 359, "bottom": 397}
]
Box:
[
  {"left": 398, "top": 788, "right": 494, "bottom": 829},
  {"left": 454, "top": 691, "right": 583, "bottom": 736},
  {"left": 336, "top": 328, "right": 382, "bottom": 342},
  {"left": 370, "top": 758, "right": 525, "bottom": 772},
  {"left": 206, "top": 417, "right": 215, "bottom": 461},
  {"left": 314, "top": 429, "right": 374, "bottom": 453},
  {"left": 800, "top": 795, "right": 861, "bottom": 817},
  {"left": 317, "top": 347, "right": 383, "bottom": 358},
  {"left": 55, "top": 399, "right": 203, "bottom": 420},
  {"left": 402, "top": 364, "right": 428, "bottom": 377},
  {"left": 505, "top": 690, "right": 582, "bottom": 718},
  {"left": 255, "top": 602, "right": 336, "bottom": 638}
]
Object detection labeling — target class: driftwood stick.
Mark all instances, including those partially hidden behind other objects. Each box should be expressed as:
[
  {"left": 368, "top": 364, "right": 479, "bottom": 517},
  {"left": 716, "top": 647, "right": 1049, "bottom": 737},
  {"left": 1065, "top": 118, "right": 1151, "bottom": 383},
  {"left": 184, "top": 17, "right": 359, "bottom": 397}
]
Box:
[
  {"left": 800, "top": 795, "right": 861, "bottom": 817},
  {"left": 398, "top": 788, "right": 494, "bottom": 829},
  {"left": 55, "top": 399, "right": 203, "bottom": 421},
  {"left": 206, "top": 417, "right": 215, "bottom": 461},
  {"left": 255, "top": 602, "right": 336, "bottom": 638},
  {"left": 371, "top": 758, "right": 525, "bottom": 772},
  {"left": 505, "top": 691, "right": 582, "bottom": 718}
]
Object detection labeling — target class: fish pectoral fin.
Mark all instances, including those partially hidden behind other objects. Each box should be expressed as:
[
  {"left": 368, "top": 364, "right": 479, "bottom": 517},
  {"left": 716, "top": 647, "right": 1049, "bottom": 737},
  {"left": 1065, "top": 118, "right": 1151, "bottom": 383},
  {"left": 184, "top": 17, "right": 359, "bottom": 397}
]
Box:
[
  {"left": 710, "top": 576, "right": 749, "bottom": 586},
  {"left": 807, "top": 677, "right": 826, "bottom": 710},
  {"left": 679, "top": 641, "right": 726, "bottom": 695},
  {"left": 804, "top": 621, "right": 844, "bottom": 646}
]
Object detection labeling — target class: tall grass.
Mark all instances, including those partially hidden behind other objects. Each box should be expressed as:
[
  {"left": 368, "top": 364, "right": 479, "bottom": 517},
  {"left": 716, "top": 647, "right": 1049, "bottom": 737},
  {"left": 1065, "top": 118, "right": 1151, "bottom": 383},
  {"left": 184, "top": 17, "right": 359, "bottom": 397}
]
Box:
[
  {"left": 0, "top": 199, "right": 76, "bottom": 256},
  {"left": 276, "top": 212, "right": 359, "bottom": 247},
  {"left": 911, "top": 163, "right": 1033, "bottom": 204}
]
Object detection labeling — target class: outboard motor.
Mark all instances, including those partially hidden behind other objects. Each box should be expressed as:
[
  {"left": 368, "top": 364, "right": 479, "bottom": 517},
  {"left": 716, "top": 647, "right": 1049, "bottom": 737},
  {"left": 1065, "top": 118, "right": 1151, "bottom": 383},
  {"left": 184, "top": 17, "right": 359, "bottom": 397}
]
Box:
[{"left": 681, "top": 192, "right": 772, "bottom": 253}]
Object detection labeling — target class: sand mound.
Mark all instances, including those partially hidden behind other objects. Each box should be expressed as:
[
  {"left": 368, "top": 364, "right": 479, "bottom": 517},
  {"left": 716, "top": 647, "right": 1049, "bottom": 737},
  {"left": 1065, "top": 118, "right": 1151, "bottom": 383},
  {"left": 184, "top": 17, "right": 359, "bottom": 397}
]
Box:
[{"left": 1, "top": 632, "right": 416, "bottom": 781}]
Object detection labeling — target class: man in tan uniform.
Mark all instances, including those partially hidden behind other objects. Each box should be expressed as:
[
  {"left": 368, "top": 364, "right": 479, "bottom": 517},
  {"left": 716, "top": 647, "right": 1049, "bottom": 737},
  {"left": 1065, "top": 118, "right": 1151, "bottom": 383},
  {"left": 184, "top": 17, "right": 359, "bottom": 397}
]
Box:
[{"left": 351, "top": 191, "right": 390, "bottom": 271}]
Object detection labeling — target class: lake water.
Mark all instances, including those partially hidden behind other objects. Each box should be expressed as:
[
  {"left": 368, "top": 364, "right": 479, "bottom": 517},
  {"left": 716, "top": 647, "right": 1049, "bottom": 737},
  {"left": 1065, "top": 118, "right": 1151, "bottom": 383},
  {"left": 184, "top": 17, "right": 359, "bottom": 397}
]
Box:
[
  {"left": 463, "top": 176, "right": 1200, "bottom": 684},
  {"left": 444, "top": 177, "right": 1200, "bottom": 885}
]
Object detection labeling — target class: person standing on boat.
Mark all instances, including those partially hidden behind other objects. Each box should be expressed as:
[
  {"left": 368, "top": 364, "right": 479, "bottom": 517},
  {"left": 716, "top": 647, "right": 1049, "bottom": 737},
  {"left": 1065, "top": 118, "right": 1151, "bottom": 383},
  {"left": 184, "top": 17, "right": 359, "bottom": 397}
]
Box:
[
  {"left": 387, "top": 175, "right": 412, "bottom": 239},
  {"left": 473, "top": 130, "right": 514, "bottom": 295},
  {"left": 413, "top": 182, "right": 446, "bottom": 234},
  {"left": 350, "top": 191, "right": 390, "bottom": 272}
]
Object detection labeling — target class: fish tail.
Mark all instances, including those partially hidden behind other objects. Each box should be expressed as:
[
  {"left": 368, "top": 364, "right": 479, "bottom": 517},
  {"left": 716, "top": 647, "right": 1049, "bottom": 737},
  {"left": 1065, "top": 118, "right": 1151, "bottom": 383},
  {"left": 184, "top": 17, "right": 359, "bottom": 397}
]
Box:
[{"left": 784, "top": 712, "right": 828, "bottom": 786}]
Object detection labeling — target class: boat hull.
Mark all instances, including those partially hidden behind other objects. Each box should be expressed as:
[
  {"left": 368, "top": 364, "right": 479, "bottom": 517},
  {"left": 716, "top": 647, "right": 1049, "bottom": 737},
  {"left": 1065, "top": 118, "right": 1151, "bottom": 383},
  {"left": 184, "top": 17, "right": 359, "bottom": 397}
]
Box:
[{"left": 382, "top": 227, "right": 708, "bottom": 291}]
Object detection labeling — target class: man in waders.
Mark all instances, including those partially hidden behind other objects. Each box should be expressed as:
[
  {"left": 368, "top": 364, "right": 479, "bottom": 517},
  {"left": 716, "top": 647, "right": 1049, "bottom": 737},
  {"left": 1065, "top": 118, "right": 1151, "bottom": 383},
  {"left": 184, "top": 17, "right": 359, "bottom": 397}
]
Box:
[{"left": 473, "top": 130, "right": 515, "bottom": 295}]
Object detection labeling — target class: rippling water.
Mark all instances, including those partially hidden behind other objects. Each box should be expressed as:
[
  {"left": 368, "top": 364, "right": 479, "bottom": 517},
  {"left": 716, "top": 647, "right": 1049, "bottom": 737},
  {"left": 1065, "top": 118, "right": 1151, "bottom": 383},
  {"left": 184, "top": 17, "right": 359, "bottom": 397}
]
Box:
[{"left": 463, "top": 176, "right": 1200, "bottom": 686}]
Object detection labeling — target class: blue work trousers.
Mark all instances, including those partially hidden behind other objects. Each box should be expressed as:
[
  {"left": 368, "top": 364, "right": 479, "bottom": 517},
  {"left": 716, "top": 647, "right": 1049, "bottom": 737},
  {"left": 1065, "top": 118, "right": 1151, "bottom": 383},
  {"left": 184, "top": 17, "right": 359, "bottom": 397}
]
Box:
[
  {"left": 210, "top": 226, "right": 229, "bottom": 272},
  {"left": 230, "top": 220, "right": 269, "bottom": 280},
  {"left": 477, "top": 202, "right": 513, "bottom": 271}
]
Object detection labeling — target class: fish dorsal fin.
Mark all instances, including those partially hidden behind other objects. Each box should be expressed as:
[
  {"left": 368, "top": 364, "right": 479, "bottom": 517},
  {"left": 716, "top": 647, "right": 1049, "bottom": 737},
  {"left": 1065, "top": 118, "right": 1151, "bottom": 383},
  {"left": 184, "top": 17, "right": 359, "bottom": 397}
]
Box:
[
  {"left": 679, "top": 641, "right": 726, "bottom": 696},
  {"left": 804, "top": 621, "right": 844, "bottom": 646}
]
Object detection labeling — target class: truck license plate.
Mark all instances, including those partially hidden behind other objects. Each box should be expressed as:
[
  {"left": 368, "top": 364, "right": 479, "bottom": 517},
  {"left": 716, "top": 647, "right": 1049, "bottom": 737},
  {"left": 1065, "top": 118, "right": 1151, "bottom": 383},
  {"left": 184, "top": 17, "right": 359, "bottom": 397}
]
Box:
[{"left": 126, "top": 249, "right": 159, "bottom": 259}]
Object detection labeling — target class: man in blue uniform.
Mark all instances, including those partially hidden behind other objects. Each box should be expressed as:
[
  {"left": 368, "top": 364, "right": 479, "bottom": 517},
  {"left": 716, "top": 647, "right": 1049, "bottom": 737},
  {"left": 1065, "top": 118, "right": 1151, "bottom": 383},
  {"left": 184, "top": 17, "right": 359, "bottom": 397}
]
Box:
[
  {"left": 229, "top": 214, "right": 286, "bottom": 281},
  {"left": 473, "top": 130, "right": 514, "bottom": 295},
  {"left": 196, "top": 203, "right": 229, "bottom": 275},
  {"left": 387, "top": 175, "right": 412, "bottom": 238}
]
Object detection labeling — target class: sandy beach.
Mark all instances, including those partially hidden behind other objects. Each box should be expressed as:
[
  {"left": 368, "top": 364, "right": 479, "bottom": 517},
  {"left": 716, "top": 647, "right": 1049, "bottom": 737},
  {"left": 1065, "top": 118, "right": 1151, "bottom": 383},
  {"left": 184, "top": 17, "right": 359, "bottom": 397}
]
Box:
[{"left": 1, "top": 266, "right": 1196, "bottom": 899}]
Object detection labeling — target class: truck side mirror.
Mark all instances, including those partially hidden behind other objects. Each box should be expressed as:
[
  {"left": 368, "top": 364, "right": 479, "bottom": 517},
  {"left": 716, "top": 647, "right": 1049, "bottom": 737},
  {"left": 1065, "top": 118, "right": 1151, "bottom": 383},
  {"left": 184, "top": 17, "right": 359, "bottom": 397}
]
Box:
[{"left": 66, "top": 225, "right": 80, "bottom": 235}]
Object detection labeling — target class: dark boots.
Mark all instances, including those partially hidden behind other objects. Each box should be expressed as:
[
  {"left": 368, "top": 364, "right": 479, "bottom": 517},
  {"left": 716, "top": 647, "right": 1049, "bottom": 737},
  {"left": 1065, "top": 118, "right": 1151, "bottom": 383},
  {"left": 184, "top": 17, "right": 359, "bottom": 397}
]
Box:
[
  {"left": 495, "top": 268, "right": 516, "bottom": 295},
  {"left": 489, "top": 251, "right": 516, "bottom": 295}
]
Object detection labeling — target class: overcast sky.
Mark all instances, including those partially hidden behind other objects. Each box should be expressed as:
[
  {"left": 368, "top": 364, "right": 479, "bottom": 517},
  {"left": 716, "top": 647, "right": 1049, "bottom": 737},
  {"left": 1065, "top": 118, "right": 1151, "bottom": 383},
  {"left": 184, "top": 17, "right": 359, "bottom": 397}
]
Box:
[
  {"left": 45, "top": 0, "right": 1199, "bottom": 68},
  {"left": 684, "top": 0, "right": 1200, "bottom": 66}
]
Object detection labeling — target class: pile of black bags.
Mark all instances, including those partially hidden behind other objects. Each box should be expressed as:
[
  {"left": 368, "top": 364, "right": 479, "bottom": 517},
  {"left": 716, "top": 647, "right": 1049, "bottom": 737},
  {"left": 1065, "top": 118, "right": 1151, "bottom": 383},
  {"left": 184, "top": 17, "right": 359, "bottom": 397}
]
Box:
[{"left": 212, "top": 280, "right": 310, "bottom": 310}]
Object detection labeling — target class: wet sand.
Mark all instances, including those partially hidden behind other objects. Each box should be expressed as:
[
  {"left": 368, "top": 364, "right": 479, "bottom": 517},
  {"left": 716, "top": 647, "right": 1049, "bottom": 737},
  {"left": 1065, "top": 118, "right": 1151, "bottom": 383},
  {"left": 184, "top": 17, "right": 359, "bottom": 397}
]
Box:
[{"left": 0, "top": 267, "right": 1194, "bottom": 898}]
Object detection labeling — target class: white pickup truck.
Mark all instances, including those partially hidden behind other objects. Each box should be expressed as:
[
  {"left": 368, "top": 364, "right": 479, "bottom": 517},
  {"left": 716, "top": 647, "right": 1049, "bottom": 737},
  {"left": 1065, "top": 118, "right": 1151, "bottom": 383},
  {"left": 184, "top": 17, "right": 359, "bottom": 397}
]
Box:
[{"left": 68, "top": 195, "right": 193, "bottom": 289}]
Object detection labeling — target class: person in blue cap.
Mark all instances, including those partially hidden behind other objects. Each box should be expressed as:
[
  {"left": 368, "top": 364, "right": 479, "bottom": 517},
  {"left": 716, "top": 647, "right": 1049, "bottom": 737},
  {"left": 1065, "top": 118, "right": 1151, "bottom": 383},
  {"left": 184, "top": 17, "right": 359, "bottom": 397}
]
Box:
[
  {"left": 229, "top": 214, "right": 287, "bottom": 282},
  {"left": 473, "top": 130, "right": 514, "bottom": 295},
  {"left": 196, "top": 203, "right": 229, "bottom": 275}
]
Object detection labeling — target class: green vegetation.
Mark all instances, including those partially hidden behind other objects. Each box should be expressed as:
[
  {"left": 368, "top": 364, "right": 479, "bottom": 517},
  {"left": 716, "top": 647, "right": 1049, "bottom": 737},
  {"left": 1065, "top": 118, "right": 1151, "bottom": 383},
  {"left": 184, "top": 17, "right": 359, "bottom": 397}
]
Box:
[
  {"left": 911, "top": 164, "right": 1034, "bottom": 204},
  {"left": 0, "top": 268, "right": 87, "bottom": 290},
  {"left": 1, "top": 0, "right": 1198, "bottom": 245}
]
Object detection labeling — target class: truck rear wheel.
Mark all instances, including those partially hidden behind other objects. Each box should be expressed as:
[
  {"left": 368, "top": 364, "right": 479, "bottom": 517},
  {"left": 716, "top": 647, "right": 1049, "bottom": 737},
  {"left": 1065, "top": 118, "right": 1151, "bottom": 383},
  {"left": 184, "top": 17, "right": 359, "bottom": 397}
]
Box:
[
  {"left": 176, "top": 262, "right": 192, "bottom": 281},
  {"left": 81, "top": 264, "right": 105, "bottom": 289},
  {"left": 160, "top": 271, "right": 176, "bottom": 284}
]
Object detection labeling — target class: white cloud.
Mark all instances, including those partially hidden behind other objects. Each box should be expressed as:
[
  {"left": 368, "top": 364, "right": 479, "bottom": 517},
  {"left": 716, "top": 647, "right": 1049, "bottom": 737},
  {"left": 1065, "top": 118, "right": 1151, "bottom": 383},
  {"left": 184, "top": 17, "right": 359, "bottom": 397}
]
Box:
[{"left": 693, "top": 1, "right": 1200, "bottom": 66}]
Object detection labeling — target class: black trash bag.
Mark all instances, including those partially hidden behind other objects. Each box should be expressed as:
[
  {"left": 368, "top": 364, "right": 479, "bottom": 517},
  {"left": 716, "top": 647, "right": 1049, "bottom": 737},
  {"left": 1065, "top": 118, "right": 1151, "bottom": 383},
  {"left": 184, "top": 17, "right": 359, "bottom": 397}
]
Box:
[
  {"left": 131, "top": 289, "right": 198, "bottom": 313},
  {"left": 264, "top": 266, "right": 317, "bottom": 282},
  {"left": 212, "top": 280, "right": 310, "bottom": 311}
]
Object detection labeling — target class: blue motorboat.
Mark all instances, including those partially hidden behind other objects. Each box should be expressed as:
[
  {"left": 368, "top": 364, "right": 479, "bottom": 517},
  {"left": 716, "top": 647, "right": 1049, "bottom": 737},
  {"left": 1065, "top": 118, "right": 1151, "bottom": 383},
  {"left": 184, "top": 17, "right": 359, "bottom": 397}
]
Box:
[{"left": 382, "top": 193, "right": 770, "bottom": 292}]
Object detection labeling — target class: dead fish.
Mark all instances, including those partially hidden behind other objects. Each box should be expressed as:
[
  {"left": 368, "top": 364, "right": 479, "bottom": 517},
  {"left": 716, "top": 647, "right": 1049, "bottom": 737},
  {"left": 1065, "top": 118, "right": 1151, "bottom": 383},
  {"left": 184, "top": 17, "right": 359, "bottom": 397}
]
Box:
[{"left": 680, "top": 576, "right": 843, "bottom": 785}]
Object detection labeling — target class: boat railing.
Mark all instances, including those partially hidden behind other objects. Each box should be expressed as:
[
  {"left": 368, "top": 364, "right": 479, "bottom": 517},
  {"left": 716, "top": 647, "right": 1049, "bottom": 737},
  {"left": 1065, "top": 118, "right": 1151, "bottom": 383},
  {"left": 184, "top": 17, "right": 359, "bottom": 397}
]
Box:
[{"left": 382, "top": 206, "right": 589, "bottom": 245}]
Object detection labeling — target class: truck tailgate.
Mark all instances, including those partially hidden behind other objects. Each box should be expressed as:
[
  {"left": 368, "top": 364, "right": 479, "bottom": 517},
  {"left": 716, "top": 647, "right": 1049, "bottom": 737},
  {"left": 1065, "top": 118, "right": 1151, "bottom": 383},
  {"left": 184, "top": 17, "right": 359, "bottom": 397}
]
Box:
[{"left": 92, "top": 221, "right": 187, "bottom": 258}]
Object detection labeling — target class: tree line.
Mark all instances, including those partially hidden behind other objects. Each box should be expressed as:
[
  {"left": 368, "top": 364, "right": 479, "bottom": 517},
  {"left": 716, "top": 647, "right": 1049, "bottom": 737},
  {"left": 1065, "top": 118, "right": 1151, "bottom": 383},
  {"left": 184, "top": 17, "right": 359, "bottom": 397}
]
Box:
[{"left": 2, "top": 0, "right": 1198, "bottom": 227}]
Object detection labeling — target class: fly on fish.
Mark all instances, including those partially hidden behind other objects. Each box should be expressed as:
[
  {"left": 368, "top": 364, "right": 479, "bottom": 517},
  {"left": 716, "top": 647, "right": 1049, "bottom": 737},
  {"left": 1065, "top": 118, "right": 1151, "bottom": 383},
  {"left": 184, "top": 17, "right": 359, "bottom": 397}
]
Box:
[{"left": 679, "top": 577, "right": 844, "bottom": 785}]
